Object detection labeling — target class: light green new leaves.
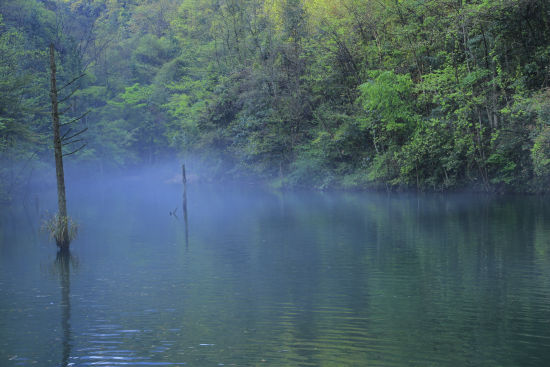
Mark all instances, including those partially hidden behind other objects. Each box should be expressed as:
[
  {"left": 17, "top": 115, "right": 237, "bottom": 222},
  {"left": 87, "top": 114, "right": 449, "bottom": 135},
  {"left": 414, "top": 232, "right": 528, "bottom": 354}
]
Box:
[{"left": 358, "top": 70, "right": 419, "bottom": 136}]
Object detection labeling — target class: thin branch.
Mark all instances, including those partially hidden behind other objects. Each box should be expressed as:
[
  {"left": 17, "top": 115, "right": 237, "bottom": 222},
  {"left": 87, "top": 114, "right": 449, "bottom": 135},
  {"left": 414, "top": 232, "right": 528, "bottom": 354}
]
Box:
[
  {"left": 60, "top": 128, "right": 73, "bottom": 141},
  {"left": 59, "top": 87, "right": 79, "bottom": 104},
  {"left": 82, "top": 37, "right": 116, "bottom": 72},
  {"left": 78, "top": 21, "right": 96, "bottom": 60},
  {"left": 63, "top": 144, "right": 87, "bottom": 157},
  {"left": 57, "top": 73, "right": 86, "bottom": 93},
  {"left": 26, "top": 107, "right": 51, "bottom": 116},
  {"left": 62, "top": 138, "right": 84, "bottom": 146},
  {"left": 59, "top": 104, "right": 73, "bottom": 116},
  {"left": 60, "top": 110, "right": 90, "bottom": 127},
  {"left": 61, "top": 127, "right": 88, "bottom": 143}
]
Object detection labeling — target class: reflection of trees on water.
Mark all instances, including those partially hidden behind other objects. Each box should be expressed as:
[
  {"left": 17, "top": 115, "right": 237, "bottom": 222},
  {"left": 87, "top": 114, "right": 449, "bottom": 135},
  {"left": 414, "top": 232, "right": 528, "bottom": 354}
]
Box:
[{"left": 54, "top": 251, "right": 77, "bottom": 367}]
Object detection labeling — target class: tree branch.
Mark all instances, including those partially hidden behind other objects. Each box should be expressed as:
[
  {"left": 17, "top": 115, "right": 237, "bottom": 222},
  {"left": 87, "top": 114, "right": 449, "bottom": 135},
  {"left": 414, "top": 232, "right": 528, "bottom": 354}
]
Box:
[
  {"left": 59, "top": 87, "right": 79, "bottom": 104},
  {"left": 62, "top": 138, "right": 85, "bottom": 146},
  {"left": 59, "top": 104, "right": 73, "bottom": 116},
  {"left": 57, "top": 73, "right": 86, "bottom": 93},
  {"left": 60, "top": 127, "right": 73, "bottom": 141},
  {"left": 61, "top": 127, "right": 88, "bottom": 143},
  {"left": 63, "top": 144, "right": 87, "bottom": 157},
  {"left": 60, "top": 110, "right": 90, "bottom": 127}
]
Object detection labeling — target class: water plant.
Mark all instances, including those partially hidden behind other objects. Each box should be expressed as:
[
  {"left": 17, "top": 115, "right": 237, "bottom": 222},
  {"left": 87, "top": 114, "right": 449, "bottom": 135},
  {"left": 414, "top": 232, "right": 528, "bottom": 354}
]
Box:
[{"left": 42, "top": 213, "right": 78, "bottom": 250}]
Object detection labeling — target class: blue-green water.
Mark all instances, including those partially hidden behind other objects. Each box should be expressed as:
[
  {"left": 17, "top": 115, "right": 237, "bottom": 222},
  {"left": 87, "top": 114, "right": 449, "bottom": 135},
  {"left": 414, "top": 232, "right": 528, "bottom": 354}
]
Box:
[{"left": 2, "top": 179, "right": 550, "bottom": 366}]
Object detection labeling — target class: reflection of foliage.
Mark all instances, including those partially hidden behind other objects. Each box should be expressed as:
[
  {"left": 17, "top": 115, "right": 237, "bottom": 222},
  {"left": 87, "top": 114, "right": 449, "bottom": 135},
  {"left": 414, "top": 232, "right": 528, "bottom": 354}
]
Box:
[{"left": 183, "top": 189, "right": 550, "bottom": 365}]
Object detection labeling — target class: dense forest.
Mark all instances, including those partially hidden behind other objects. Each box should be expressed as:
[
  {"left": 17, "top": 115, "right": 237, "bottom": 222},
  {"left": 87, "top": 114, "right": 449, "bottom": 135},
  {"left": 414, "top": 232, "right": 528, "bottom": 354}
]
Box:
[{"left": 1, "top": 0, "right": 550, "bottom": 199}]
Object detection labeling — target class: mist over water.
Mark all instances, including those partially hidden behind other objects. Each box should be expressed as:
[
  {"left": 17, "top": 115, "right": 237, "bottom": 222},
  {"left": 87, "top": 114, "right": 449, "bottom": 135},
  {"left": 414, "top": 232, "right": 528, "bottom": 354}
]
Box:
[{"left": 2, "top": 168, "right": 550, "bottom": 366}]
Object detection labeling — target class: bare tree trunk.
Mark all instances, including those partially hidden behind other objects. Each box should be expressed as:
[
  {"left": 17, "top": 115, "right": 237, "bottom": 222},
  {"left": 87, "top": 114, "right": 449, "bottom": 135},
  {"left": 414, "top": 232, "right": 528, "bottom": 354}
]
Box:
[
  {"left": 50, "top": 43, "right": 70, "bottom": 250},
  {"left": 182, "top": 164, "right": 188, "bottom": 247}
]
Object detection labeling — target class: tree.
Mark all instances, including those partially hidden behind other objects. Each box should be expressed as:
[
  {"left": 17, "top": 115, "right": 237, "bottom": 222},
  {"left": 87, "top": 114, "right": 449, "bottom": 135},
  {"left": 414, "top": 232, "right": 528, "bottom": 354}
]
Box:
[{"left": 48, "top": 44, "right": 85, "bottom": 251}]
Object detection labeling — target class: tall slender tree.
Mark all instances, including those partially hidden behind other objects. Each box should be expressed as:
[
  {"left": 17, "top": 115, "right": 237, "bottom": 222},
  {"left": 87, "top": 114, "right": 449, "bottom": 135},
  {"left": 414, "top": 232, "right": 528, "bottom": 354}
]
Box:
[
  {"left": 49, "top": 43, "right": 70, "bottom": 250},
  {"left": 48, "top": 43, "right": 87, "bottom": 250}
]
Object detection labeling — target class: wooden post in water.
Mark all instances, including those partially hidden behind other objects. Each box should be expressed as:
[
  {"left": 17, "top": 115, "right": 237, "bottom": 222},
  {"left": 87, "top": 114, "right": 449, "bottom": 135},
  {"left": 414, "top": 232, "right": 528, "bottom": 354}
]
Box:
[{"left": 182, "top": 164, "right": 189, "bottom": 246}]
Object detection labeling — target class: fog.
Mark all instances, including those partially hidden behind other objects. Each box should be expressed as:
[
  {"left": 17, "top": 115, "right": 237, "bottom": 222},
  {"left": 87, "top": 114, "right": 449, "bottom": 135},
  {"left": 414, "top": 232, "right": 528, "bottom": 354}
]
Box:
[{"left": 3, "top": 156, "right": 550, "bottom": 366}]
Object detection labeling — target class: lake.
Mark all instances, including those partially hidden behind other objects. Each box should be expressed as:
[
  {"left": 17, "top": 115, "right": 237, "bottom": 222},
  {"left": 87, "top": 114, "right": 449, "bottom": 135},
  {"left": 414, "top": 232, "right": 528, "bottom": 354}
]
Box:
[{"left": 2, "top": 176, "right": 550, "bottom": 366}]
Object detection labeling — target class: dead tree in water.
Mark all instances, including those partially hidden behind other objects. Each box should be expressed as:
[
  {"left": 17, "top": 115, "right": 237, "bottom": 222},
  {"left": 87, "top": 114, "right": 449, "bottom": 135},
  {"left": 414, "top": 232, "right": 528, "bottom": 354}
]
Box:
[
  {"left": 49, "top": 44, "right": 87, "bottom": 251},
  {"left": 49, "top": 43, "right": 69, "bottom": 249},
  {"left": 182, "top": 164, "right": 189, "bottom": 246}
]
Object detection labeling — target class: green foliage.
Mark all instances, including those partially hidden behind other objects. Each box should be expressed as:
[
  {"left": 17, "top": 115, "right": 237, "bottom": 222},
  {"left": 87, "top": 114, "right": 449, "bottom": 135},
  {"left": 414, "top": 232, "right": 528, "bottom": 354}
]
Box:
[
  {"left": 529, "top": 90, "right": 550, "bottom": 188},
  {"left": 359, "top": 71, "right": 418, "bottom": 135},
  {"left": 2, "top": 0, "right": 550, "bottom": 193},
  {"left": 532, "top": 127, "right": 550, "bottom": 178},
  {"left": 397, "top": 119, "right": 459, "bottom": 190},
  {"left": 0, "top": 9, "right": 49, "bottom": 201},
  {"left": 364, "top": 149, "right": 400, "bottom": 189}
]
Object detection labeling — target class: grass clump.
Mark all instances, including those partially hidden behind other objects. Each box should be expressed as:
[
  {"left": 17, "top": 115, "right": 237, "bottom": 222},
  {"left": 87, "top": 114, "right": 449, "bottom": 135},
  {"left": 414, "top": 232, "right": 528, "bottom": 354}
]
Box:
[{"left": 42, "top": 213, "right": 78, "bottom": 248}]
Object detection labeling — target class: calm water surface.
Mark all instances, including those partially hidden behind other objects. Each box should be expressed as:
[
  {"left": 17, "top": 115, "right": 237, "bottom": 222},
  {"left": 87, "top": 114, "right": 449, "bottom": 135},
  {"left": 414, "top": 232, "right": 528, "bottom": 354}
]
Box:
[{"left": 2, "top": 178, "right": 550, "bottom": 366}]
